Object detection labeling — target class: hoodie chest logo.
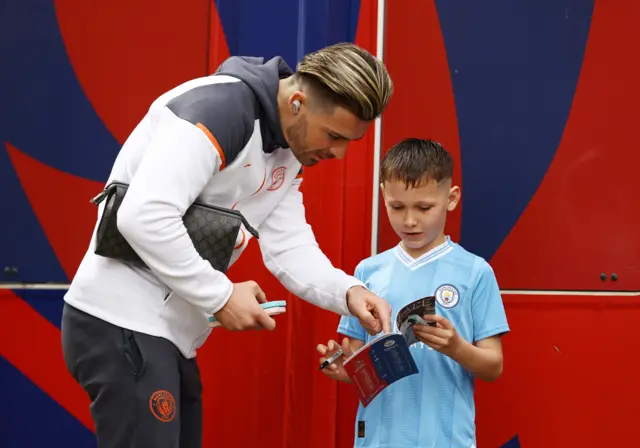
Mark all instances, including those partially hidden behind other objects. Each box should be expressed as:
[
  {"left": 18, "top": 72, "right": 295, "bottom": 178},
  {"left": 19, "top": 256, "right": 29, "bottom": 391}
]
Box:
[{"left": 267, "top": 166, "right": 287, "bottom": 191}]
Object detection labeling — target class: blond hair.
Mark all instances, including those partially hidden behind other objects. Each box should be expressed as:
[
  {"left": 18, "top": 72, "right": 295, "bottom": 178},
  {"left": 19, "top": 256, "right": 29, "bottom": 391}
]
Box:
[{"left": 296, "top": 42, "right": 393, "bottom": 121}]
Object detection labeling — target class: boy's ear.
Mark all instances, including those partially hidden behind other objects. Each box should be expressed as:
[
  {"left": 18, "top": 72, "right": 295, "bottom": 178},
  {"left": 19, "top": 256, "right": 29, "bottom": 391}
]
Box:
[
  {"left": 447, "top": 186, "right": 461, "bottom": 211},
  {"left": 380, "top": 182, "right": 386, "bottom": 200}
]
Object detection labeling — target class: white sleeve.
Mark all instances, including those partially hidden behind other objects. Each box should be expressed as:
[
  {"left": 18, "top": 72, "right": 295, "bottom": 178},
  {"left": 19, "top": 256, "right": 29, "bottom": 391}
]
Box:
[
  {"left": 257, "top": 177, "right": 365, "bottom": 316},
  {"left": 116, "top": 116, "right": 233, "bottom": 314}
]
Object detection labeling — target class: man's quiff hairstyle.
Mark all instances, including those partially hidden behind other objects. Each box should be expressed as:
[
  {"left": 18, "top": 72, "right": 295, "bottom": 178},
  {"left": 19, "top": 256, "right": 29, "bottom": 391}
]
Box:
[
  {"left": 380, "top": 138, "right": 454, "bottom": 188},
  {"left": 295, "top": 42, "right": 393, "bottom": 121}
]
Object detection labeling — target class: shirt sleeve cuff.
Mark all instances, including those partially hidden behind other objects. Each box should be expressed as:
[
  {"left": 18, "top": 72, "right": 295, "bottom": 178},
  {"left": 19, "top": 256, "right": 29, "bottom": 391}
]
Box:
[{"left": 341, "top": 276, "right": 367, "bottom": 317}]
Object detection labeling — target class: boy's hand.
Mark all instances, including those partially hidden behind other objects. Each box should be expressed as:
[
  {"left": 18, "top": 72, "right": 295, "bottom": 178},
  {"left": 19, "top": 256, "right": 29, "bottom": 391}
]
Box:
[
  {"left": 317, "top": 337, "right": 354, "bottom": 383},
  {"left": 413, "top": 314, "right": 462, "bottom": 358}
]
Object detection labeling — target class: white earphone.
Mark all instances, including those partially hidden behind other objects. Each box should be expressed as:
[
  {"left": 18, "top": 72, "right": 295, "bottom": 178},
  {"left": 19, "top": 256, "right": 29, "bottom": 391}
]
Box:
[{"left": 292, "top": 100, "right": 301, "bottom": 114}]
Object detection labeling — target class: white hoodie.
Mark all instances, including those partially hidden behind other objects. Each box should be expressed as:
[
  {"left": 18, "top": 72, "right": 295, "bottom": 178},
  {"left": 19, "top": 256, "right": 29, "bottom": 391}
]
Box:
[{"left": 64, "top": 56, "right": 363, "bottom": 358}]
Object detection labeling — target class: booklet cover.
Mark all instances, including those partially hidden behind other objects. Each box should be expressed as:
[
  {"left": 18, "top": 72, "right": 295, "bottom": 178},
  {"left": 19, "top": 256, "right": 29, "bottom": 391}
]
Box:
[
  {"left": 342, "top": 296, "right": 436, "bottom": 407},
  {"left": 343, "top": 333, "right": 418, "bottom": 407}
]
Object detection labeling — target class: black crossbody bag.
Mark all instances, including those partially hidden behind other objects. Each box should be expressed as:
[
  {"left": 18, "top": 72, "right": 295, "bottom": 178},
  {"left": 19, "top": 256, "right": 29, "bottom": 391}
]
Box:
[{"left": 90, "top": 181, "right": 258, "bottom": 273}]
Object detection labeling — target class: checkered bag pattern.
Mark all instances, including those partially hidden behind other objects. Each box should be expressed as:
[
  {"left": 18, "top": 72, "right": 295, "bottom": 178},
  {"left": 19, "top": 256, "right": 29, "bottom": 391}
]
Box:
[{"left": 91, "top": 182, "right": 258, "bottom": 274}]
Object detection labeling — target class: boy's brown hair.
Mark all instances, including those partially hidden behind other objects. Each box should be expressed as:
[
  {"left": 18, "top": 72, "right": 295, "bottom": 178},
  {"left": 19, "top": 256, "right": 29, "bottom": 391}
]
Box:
[{"left": 380, "top": 138, "right": 453, "bottom": 188}]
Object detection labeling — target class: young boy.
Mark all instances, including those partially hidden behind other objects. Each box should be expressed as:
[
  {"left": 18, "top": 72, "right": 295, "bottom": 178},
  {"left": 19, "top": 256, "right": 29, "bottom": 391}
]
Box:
[{"left": 317, "top": 138, "right": 510, "bottom": 448}]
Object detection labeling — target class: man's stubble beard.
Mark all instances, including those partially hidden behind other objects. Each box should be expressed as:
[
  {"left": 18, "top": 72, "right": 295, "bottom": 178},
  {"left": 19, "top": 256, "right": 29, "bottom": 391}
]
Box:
[{"left": 286, "top": 117, "right": 313, "bottom": 166}]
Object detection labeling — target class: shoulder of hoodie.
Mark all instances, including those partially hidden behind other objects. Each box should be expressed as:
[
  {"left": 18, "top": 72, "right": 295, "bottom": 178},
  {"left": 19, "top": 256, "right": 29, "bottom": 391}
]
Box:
[{"left": 164, "top": 74, "right": 259, "bottom": 168}]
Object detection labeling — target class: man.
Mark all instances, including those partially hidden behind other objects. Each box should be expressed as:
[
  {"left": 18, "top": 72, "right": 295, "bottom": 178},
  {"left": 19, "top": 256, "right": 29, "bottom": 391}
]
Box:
[{"left": 61, "top": 42, "right": 394, "bottom": 447}]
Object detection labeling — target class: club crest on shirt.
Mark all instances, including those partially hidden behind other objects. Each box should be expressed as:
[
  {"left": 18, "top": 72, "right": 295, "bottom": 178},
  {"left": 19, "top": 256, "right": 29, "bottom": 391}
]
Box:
[
  {"left": 435, "top": 284, "right": 460, "bottom": 309},
  {"left": 267, "top": 166, "right": 287, "bottom": 191}
]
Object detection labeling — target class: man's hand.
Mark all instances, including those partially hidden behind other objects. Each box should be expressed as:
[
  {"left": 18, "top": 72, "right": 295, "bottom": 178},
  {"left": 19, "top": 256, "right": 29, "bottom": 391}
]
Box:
[
  {"left": 413, "top": 314, "right": 462, "bottom": 358},
  {"left": 213, "top": 281, "right": 276, "bottom": 331},
  {"left": 317, "top": 337, "right": 354, "bottom": 383},
  {"left": 346, "top": 286, "right": 391, "bottom": 335}
]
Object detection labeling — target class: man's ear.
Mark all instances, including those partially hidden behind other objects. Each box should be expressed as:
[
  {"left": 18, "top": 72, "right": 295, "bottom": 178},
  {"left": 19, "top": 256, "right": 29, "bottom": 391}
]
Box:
[
  {"left": 447, "top": 186, "right": 461, "bottom": 211},
  {"left": 289, "top": 91, "right": 307, "bottom": 111}
]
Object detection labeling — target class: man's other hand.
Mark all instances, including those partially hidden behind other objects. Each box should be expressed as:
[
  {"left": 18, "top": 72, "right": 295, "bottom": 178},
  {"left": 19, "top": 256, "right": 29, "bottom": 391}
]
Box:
[{"left": 213, "top": 281, "right": 276, "bottom": 331}]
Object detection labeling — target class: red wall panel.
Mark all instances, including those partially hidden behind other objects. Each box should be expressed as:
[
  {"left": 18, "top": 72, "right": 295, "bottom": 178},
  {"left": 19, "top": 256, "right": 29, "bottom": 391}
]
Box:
[{"left": 476, "top": 293, "right": 640, "bottom": 447}]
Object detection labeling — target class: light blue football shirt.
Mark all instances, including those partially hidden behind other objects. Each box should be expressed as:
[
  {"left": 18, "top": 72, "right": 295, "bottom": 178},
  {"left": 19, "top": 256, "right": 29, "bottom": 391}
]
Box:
[{"left": 338, "top": 237, "right": 510, "bottom": 448}]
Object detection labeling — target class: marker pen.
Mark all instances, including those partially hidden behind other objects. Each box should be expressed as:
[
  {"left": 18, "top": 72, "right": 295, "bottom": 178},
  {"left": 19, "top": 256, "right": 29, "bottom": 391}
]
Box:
[{"left": 319, "top": 348, "right": 344, "bottom": 370}]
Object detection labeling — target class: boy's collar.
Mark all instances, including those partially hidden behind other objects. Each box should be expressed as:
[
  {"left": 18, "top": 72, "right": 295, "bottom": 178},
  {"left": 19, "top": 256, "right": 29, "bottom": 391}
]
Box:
[{"left": 395, "top": 236, "right": 453, "bottom": 270}]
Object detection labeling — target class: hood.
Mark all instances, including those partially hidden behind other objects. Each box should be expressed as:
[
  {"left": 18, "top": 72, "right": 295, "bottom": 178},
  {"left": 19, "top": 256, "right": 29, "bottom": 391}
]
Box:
[{"left": 215, "top": 56, "right": 294, "bottom": 151}]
